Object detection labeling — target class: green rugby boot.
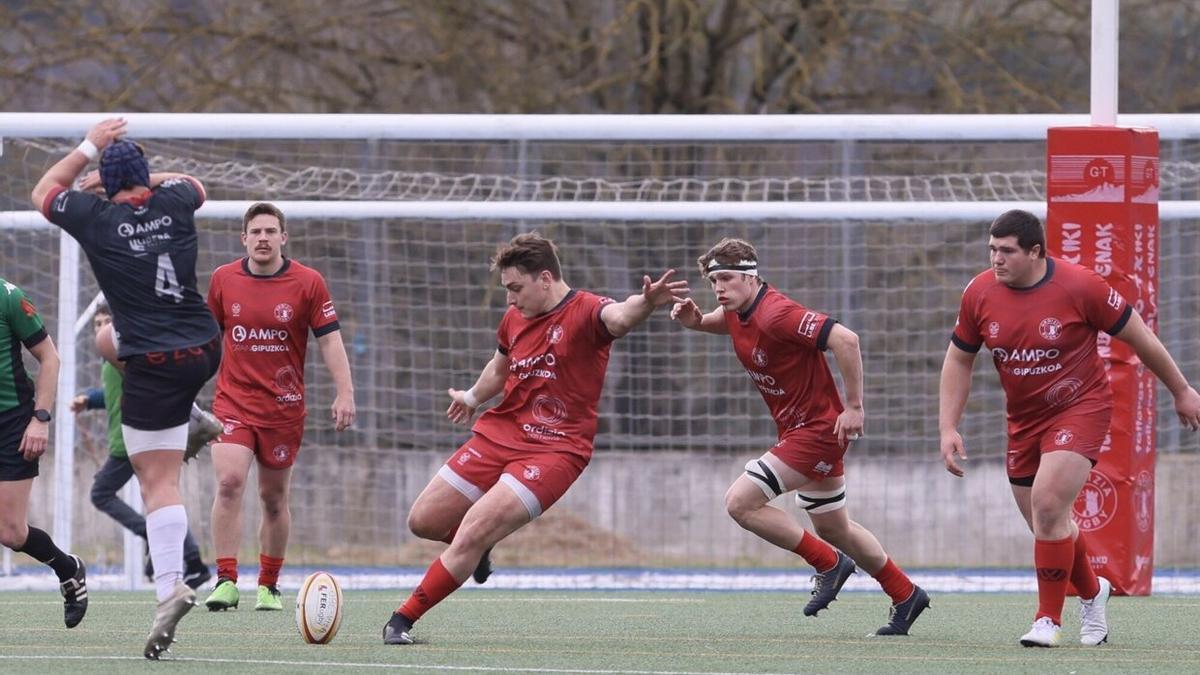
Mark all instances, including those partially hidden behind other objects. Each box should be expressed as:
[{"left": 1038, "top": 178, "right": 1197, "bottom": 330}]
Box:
[
  {"left": 204, "top": 578, "right": 239, "bottom": 611},
  {"left": 255, "top": 584, "right": 283, "bottom": 611}
]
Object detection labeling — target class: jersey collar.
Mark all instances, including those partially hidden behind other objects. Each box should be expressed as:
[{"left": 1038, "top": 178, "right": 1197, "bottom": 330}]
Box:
[
  {"left": 738, "top": 283, "right": 770, "bottom": 322},
  {"left": 535, "top": 289, "right": 576, "bottom": 318},
  {"left": 242, "top": 256, "right": 291, "bottom": 279},
  {"left": 1007, "top": 258, "right": 1055, "bottom": 292}
]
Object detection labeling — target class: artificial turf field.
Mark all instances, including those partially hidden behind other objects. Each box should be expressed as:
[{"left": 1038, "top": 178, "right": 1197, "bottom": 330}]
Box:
[{"left": 2, "top": 590, "right": 1199, "bottom": 673}]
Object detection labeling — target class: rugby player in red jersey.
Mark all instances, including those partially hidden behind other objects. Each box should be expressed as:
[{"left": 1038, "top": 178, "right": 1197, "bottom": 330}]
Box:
[
  {"left": 940, "top": 209, "right": 1200, "bottom": 647},
  {"left": 203, "top": 203, "right": 356, "bottom": 612},
  {"left": 672, "top": 237, "right": 928, "bottom": 636},
  {"left": 383, "top": 232, "right": 688, "bottom": 644}
]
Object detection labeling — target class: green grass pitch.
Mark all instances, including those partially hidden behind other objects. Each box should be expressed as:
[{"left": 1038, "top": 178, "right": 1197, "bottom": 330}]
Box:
[{"left": 2, "top": 590, "right": 1199, "bottom": 673}]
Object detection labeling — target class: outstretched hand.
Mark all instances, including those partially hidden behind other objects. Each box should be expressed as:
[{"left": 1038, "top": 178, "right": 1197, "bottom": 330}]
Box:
[
  {"left": 641, "top": 269, "right": 689, "bottom": 308},
  {"left": 446, "top": 388, "right": 476, "bottom": 426},
  {"left": 670, "top": 298, "right": 703, "bottom": 328},
  {"left": 85, "top": 118, "right": 128, "bottom": 152}
]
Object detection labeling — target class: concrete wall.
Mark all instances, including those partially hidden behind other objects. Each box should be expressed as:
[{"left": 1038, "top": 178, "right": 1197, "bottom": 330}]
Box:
[{"left": 26, "top": 449, "right": 1200, "bottom": 569}]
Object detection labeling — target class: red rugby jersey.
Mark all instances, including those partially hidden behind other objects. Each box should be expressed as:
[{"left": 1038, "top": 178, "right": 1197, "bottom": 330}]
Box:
[
  {"left": 724, "top": 285, "right": 844, "bottom": 436},
  {"left": 207, "top": 258, "right": 340, "bottom": 427},
  {"left": 952, "top": 257, "right": 1131, "bottom": 436},
  {"left": 472, "top": 290, "right": 615, "bottom": 459}
]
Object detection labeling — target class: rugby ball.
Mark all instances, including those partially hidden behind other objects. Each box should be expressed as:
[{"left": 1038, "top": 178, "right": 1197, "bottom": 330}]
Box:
[{"left": 296, "top": 571, "right": 344, "bottom": 644}]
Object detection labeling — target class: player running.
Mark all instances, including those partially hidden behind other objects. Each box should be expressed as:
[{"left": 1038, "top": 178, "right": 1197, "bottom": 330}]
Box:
[
  {"left": 33, "top": 118, "right": 221, "bottom": 659},
  {"left": 382, "top": 232, "right": 688, "bottom": 644},
  {"left": 203, "top": 202, "right": 356, "bottom": 612},
  {"left": 940, "top": 209, "right": 1200, "bottom": 647},
  {"left": 671, "top": 237, "right": 928, "bottom": 636},
  {"left": 0, "top": 277, "right": 88, "bottom": 629}
]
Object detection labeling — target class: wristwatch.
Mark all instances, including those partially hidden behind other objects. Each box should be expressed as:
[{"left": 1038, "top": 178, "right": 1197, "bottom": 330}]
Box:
[{"left": 33, "top": 409, "right": 52, "bottom": 423}]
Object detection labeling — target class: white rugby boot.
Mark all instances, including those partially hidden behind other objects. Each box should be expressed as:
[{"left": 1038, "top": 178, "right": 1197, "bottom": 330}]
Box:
[
  {"left": 1079, "top": 576, "right": 1112, "bottom": 646},
  {"left": 1019, "top": 616, "right": 1062, "bottom": 648}
]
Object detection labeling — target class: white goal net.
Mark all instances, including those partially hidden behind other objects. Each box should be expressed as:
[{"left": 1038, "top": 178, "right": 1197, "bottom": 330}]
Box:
[{"left": 2, "top": 114, "right": 1198, "bottom": 591}]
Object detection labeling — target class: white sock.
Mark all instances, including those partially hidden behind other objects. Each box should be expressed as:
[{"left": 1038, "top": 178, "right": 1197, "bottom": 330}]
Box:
[{"left": 146, "top": 504, "right": 187, "bottom": 602}]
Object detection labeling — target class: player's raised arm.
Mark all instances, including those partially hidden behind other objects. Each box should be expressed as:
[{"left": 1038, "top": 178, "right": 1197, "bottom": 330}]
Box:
[
  {"left": 447, "top": 349, "right": 510, "bottom": 426},
  {"left": 31, "top": 118, "right": 127, "bottom": 211},
  {"left": 599, "top": 269, "right": 689, "bottom": 338},
  {"left": 670, "top": 298, "right": 728, "bottom": 334},
  {"left": 1110, "top": 309, "right": 1200, "bottom": 431},
  {"left": 826, "top": 323, "right": 865, "bottom": 448},
  {"left": 938, "top": 343, "right": 977, "bottom": 477}
]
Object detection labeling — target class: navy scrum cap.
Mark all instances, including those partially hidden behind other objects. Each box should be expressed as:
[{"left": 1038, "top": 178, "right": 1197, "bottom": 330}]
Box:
[{"left": 99, "top": 140, "right": 150, "bottom": 198}]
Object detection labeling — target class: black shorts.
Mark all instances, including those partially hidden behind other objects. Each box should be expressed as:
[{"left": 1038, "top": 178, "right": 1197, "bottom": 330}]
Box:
[
  {"left": 122, "top": 338, "right": 221, "bottom": 431},
  {"left": 0, "top": 404, "right": 38, "bottom": 482}
]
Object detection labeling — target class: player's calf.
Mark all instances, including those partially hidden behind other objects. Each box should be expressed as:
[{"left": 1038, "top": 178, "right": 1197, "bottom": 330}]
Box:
[{"left": 472, "top": 547, "right": 494, "bottom": 584}]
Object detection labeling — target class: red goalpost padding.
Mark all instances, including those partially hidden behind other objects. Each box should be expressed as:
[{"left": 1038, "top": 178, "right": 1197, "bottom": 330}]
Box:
[{"left": 1045, "top": 126, "right": 1160, "bottom": 596}]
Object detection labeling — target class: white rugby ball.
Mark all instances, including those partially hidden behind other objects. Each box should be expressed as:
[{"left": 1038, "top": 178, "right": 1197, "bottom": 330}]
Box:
[{"left": 296, "top": 571, "right": 344, "bottom": 644}]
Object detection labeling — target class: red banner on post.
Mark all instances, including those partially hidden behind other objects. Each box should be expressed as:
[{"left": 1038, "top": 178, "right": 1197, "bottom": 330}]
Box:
[{"left": 1045, "top": 126, "right": 1159, "bottom": 596}]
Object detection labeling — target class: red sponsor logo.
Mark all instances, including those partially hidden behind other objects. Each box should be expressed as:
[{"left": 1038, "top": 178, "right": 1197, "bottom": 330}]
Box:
[{"left": 20, "top": 297, "right": 37, "bottom": 318}]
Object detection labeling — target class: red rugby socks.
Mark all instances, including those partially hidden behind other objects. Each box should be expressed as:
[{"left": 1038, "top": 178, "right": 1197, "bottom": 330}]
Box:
[
  {"left": 793, "top": 531, "right": 839, "bottom": 573},
  {"left": 397, "top": 557, "right": 463, "bottom": 623},
  {"left": 1034, "top": 536, "right": 1074, "bottom": 624},
  {"left": 872, "top": 557, "right": 916, "bottom": 604}
]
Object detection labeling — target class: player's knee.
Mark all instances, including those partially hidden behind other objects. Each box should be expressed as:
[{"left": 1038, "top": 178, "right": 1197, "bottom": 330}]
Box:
[
  {"left": 0, "top": 522, "right": 26, "bottom": 549},
  {"left": 1029, "top": 494, "right": 1069, "bottom": 530},
  {"left": 259, "top": 491, "right": 289, "bottom": 518},
  {"left": 215, "top": 473, "right": 246, "bottom": 500},
  {"left": 811, "top": 518, "right": 849, "bottom": 544},
  {"left": 406, "top": 510, "right": 444, "bottom": 541},
  {"left": 89, "top": 482, "right": 113, "bottom": 508},
  {"left": 723, "top": 486, "right": 760, "bottom": 526}
]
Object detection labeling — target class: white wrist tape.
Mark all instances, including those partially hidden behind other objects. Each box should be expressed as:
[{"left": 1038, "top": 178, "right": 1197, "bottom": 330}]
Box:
[
  {"left": 76, "top": 139, "right": 99, "bottom": 161},
  {"left": 462, "top": 388, "right": 480, "bottom": 408}
]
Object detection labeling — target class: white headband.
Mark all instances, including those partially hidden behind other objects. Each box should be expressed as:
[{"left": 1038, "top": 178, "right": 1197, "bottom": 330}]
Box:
[{"left": 706, "top": 258, "right": 759, "bottom": 278}]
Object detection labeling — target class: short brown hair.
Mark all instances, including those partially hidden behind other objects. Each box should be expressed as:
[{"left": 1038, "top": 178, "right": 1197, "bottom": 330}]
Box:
[
  {"left": 989, "top": 209, "right": 1045, "bottom": 258},
  {"left": 697, "top": 237, "right": 758, "bottom": 275},
  {"left": 491, "top": 232, "right": 562, "bottom": 280},
  {"left": 243, "top": 202, "right": 286, "bottom": 233}
]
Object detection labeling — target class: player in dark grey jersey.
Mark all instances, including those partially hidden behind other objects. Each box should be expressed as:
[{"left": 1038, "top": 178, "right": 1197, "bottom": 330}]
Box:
[{"left": 32, "top": 118, "right": 220, "bottom": 660}]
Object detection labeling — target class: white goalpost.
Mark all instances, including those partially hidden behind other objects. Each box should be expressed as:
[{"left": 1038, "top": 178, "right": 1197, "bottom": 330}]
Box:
[{"left": 2, "top": 112, "right": 1198, "bottom": 592}]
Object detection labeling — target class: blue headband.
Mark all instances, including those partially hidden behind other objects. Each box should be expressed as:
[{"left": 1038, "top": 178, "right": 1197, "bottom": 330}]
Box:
[{"left": 99, "top": 140, "right": 150, "bottom": 198}]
